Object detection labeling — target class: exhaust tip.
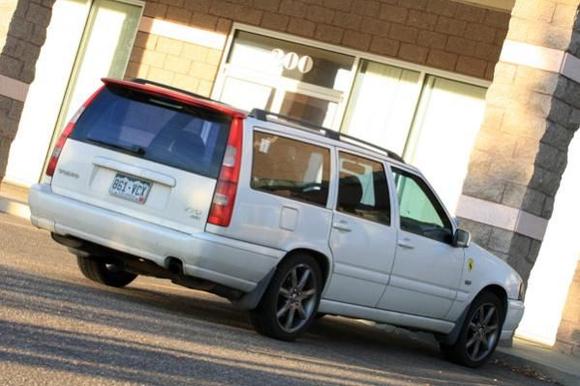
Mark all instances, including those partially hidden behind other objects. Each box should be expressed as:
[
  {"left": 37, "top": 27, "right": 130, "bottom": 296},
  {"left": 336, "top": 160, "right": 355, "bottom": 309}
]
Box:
[{"left": 166, "top": 257, "right": 184, "bottom": 276}]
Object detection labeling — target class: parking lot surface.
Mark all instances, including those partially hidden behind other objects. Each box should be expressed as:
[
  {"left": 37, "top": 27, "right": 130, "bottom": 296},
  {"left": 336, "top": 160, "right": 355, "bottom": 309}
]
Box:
[{"left": 0, "top": 213, "right": 552, "bottom": 385}]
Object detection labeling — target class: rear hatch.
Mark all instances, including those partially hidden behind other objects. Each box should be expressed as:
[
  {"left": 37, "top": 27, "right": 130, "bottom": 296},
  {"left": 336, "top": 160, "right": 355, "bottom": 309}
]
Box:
[{"left": 50, "top": 79, "right": 244, "bottom": 234}]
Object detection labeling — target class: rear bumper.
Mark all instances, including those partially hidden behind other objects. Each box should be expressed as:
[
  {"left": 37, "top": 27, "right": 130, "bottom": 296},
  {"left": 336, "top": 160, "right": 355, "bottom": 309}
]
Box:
[
  {"left": 28, "top": 184, "right": 283, "bottom": 292},
  {"left": 501, "top": 299, "right": 525, "bottom": 341}
]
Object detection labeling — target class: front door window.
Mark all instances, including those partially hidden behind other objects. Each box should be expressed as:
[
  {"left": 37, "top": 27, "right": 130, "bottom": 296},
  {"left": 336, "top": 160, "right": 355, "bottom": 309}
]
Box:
[{"left": 392, "top": 168, "right": 452, "bottom": 243}]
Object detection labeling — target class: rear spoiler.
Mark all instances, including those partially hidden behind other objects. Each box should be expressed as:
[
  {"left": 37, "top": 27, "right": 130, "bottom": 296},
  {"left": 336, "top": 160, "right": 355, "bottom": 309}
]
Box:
[{"left": 101, "top": 78, "right": 247, "bottom": 119}]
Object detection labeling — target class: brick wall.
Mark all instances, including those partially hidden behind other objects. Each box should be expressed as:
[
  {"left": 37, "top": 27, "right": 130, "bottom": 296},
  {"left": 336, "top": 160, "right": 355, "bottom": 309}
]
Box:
[
  {"left": 556, "top": 260, "right": 580, "bottom": 357},
  {"left": 125, "top": 0, "right": 511, "bottom": 96},
  {"left": 126, "top": 32, "right": 222, "bottom": 97}
]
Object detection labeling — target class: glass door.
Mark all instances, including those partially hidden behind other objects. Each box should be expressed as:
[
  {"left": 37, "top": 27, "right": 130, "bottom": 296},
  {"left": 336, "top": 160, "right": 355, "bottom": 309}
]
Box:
[
  {"left": 339, "top": 61, "right": 486, "bottom": 212},
  {"left": 341, "top": 60, "right": 422, "bottom": 155},
  {"left": 215, "top": 31, "right": 355, "bottom": 129},
  {"left": 45, "top": 0, "right": 143, "bottom": 167},
  {"left": 403, "top": 76, "right": 486, "bottom": 211},
  {"left": 219, "top": 76, "right": 275, "bottom": 112},
  {"left": 276, "top": 91, "right": 339, "bottom": 129}
]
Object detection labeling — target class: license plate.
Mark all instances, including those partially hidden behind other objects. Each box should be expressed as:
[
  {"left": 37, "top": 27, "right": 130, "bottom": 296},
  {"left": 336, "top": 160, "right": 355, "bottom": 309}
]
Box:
[{"left": 109, "top": 174, "right": 151, "bottom": 204}]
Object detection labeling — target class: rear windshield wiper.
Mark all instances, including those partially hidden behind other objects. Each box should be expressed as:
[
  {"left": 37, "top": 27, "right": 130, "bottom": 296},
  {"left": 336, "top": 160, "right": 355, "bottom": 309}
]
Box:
[{"left": 86, "top": 138, "right": 146, "bottom": 156}]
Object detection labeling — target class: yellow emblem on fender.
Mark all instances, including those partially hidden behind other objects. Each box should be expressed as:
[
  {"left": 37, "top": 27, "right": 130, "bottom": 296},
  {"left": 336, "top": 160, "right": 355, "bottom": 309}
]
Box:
[{"left": 467, "top": 258, "right": 475, "bottom": 272}]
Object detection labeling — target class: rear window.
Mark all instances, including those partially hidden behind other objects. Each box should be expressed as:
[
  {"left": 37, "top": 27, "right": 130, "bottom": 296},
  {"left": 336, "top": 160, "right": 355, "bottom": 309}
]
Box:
[
  {"left": 251, "top": 131, "right": 331, "bottom": 207},
  {"left": 71, "top": 85, "right": 232, "bottom": 178}
]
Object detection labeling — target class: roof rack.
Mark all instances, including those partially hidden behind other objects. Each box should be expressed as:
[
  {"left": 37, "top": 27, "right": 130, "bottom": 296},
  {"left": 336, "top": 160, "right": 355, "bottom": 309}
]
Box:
[
  {"left": 130, "top": 78, "right": 215, "bottom": 102},
  {"left": 249, "top": 108, "right": 405, "bottom": 163},
  {"left": 250, "top": 109, "right": 340, "bottom": 140}
]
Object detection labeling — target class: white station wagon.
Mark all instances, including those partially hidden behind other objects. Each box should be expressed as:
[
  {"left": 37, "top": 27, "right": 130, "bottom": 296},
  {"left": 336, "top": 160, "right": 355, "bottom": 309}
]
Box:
[{"left": 28, "top": 78, "right": 525, "bottom": 367}]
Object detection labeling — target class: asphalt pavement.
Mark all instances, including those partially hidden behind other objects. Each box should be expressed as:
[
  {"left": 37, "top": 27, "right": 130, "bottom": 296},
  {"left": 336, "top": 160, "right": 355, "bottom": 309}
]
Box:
[{"left": 0, "top": 213, "right": 556, "bottom": 385}]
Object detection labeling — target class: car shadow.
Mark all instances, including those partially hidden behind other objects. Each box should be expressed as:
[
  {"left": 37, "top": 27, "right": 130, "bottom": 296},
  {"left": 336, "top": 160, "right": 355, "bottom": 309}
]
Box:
[{"left": 0, "top": 264, "right": 538, "bottom": 385}]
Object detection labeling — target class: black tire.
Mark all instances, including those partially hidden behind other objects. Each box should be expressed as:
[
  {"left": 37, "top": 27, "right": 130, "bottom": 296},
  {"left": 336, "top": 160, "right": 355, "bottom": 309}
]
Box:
[
  {"left": 77, "top": 255, "right": 137, "bottom": 288},
  {"left": 441, "top": 292, "right": 505, "bottom": 368},
  {"left": 250, "top": 253, "right": 323, "bottom": 341}
]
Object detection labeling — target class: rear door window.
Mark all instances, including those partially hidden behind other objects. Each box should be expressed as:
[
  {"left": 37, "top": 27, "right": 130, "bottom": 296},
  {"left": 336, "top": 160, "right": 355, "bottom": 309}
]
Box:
[
  {"left": 336, "top": 152, "right": 390, "bottom": 226},
  {"left": 251, "top": 131, "right": 331, "bottom": 207},
  {"left": 71, "top": 85, "right": 231, "bottom": 178}
]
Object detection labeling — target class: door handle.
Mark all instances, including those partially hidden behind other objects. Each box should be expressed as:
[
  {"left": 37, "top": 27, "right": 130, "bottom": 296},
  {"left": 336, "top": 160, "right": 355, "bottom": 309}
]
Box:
[
  {"left": 332, "top": 220, "right": 352, "bottom": 233},
  {"left": 397, "top": 238, "right": 414, "bottom": 249}
]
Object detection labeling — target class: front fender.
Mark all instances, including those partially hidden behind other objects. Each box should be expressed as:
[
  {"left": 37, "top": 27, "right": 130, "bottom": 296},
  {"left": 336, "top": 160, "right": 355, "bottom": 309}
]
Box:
[{"left": 446, "top": 243, "right": 522, "bottom": 322}]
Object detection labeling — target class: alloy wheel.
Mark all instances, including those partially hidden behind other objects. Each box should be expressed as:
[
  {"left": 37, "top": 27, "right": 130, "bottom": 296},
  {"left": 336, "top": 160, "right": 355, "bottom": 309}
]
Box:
[
  {"left": 275, "top": 264, "right": 318, "bottom": 333},
  {"left": 465, "top": 303, "right": 500, "bottom": 362}
]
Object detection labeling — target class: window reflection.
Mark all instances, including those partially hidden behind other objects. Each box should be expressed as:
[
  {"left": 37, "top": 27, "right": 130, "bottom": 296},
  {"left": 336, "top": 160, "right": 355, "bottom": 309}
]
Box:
[{"left": 279, "top": 92, "right": 337, "bottom": 129}]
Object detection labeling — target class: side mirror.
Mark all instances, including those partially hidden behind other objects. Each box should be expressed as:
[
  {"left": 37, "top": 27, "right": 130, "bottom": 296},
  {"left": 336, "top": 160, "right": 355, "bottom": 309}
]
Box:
[{"left": 453, "top": 228, "right": 471, "bottom": 248}]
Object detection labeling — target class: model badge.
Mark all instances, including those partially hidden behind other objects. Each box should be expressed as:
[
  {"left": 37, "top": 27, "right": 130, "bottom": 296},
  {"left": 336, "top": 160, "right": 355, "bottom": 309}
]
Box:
[
  {"left": 57, "top": 169, "right": 80, "bottom": 179},
  {"left": 185, "top": 207, "right": 203, "bottom": 220}
]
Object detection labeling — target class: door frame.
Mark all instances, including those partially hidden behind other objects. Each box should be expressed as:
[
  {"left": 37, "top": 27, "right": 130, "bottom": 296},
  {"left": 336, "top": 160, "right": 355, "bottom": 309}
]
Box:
[
  {"left": 40, "top": 0, "right": 144, "bottom": 181},
  {"left": 212, "top": 23, "right": 490, "bottom": 134},
  {"left": 322, "top": 148, "right": 399, "bottom": 306},
  {"left": 378, "top": 164, "right": 464, "bottom": 318},
  {"left": 211, "top": 25, "right": 359, "bottom": 132}
]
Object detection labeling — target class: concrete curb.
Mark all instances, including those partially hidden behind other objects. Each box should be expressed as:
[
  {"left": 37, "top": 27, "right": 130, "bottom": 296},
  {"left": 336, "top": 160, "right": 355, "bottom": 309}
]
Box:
[
  {"left": 495, "top": 349, "right": 580, "bottom": 386},
  {"left": 0, "top": 197, "right": 30, "bottom": 220}
]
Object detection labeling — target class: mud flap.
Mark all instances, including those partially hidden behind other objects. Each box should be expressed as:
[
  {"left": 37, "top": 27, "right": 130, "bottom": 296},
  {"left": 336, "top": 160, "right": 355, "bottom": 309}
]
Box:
[
  {"left": 232, "top": 268, "right": 276, "bottom": 310},
  {"left": 436, "top": 306, "right": 469, "bottom": 346}
]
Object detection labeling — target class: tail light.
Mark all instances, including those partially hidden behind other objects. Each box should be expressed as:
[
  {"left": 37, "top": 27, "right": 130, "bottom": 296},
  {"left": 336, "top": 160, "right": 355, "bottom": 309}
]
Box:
[
  {"left": 45, "top": 86, "right": 104, "bottom": 177},
  {"left": 208, "top": 117, "right": 243, "bottom": 227}
]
